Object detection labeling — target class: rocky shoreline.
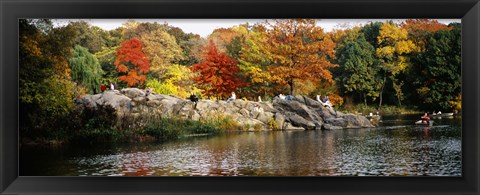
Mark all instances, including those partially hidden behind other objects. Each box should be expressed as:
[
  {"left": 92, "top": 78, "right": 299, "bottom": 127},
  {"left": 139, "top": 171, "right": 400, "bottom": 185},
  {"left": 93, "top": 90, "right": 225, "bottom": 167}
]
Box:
[{"left": 75, "top": 88, "right": 374, "bottom": 131}]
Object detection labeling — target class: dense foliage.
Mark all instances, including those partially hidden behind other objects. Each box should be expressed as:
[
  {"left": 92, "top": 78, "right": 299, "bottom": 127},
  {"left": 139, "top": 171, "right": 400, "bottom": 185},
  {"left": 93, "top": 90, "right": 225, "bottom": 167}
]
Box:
[{"left": 19, "top": 19, "right": 462, "bottom": 142}]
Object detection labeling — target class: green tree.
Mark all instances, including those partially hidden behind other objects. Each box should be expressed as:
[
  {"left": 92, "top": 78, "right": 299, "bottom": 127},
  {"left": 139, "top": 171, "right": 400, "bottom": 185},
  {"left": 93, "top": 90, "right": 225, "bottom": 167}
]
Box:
[
  {"left": 94, "top": 46, "right": 119, "bottom": 84},
  {"left": 410, "top": 24, "right": 461, "bottom": 111},
  {"left": 69, "top": 45, "right": 104, "bottom": 94},
  {"left": 335, "top": 33, "right": 381, "bottom": 105},
  {"left": 360, "top": 22, "right": 383, "bottom": 49},
  {"left": 19, "top": 19, "right": 82, "bottom": 135}
]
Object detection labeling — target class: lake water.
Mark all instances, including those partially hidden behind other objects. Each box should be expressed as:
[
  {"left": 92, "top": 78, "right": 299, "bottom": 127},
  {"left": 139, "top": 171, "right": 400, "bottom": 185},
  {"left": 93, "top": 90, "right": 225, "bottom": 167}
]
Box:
[{"left": 20, "top": 114, "right": 462, "bottom": 176}]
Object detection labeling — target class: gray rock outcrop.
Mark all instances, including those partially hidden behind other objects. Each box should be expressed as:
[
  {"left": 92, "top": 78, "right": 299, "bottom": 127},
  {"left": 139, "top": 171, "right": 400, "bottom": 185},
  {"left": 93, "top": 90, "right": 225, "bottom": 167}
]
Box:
[{"left": 75, "top": 88, "right": 375, "bottom": 131}]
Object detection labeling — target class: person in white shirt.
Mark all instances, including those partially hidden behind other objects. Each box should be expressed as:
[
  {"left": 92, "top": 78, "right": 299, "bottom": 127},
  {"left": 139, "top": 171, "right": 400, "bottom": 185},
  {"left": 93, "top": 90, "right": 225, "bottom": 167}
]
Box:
[{"left": 226, "top": 92, "right": 236, "bottom": 103}]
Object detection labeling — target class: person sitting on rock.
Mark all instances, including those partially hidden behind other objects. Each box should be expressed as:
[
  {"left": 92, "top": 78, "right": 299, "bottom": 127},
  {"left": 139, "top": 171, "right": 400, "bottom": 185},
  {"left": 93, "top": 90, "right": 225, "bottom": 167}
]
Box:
[
  {"left": 145, "top": 87, "right": 152, "bottom": 96},
  {"left": 189, "top": 92, "right": 199, "bottom": 109},
  {"left": 318, "top": 95, "right": 333, "bottom": 109},
  {"left": 278, "top": 94, "right": 286, "bottom": 100},
  {"left": 253, "top": 104, "right": 264, "bottom": 112},
  {"left": 226, "top": 92, "right": 236, "bottom": 103},
  {"left": 100, "top": 84, "right": 106, "bottom": 93},
  {"left": 286, "top": 94, "right": 294, "bottom": 100}
]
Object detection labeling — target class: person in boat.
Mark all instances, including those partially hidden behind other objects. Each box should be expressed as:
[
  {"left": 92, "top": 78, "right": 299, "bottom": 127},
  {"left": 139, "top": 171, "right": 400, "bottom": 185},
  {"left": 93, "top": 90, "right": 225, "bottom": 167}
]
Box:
[{"left": 420, "top": 112, "right": 430, "bottom": 124}]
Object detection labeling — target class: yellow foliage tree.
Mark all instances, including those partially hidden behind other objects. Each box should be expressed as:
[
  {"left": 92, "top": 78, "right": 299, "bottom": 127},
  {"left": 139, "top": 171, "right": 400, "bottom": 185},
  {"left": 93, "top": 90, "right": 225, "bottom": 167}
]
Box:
[
  {"left": 146, "top": 64, "right": 196, "bottom": 98},
  {"left": 140, "top": 29, "right": 184, "bottom": 78},
  {"left": 376, "top": 22, "right": 418, "bottom": 108}
]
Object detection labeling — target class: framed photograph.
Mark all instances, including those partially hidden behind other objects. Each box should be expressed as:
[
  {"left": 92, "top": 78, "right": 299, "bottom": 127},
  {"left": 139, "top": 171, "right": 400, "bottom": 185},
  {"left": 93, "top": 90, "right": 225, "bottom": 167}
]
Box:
[{"left": 1, "top": 0, "right": 479, "bottom": 194}]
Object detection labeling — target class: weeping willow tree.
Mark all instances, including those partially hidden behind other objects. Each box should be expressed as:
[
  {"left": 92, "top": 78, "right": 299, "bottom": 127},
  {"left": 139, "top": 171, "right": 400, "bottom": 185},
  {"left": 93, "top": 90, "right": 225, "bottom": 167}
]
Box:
[{"left": 69, "top": 45, "right": 104, "bottom": 94}]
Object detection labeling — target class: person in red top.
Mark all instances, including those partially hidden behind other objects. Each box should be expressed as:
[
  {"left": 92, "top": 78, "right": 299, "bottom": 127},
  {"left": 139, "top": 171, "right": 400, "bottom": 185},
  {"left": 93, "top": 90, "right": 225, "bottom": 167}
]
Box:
[
  {"left": 421, "top": 112, "right": 430, "bottom": 124},
  {"left": 100, "top": 84, "right": 106, "bottom": 93}
]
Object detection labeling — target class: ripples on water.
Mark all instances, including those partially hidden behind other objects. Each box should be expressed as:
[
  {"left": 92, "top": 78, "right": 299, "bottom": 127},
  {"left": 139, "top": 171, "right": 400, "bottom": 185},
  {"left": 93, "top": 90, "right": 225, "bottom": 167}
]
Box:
[{"left": 20, "top": 115, "right": 462, "bottom": 176}]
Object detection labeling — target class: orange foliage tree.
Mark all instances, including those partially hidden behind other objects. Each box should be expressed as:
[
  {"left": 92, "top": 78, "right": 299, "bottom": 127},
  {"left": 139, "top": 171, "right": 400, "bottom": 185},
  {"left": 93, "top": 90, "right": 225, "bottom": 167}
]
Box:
[
  {"left": 114, "top": 38, "right": 150, "bottom": 87},
  {"left": 400, "top": 19, "right": 450, "bottom": 51},
  {"left": 264, "top": 19, "right": 337, "bottom": 95},
  {"left": 190, "top": 40, "right": 245, "bottom": 99}
]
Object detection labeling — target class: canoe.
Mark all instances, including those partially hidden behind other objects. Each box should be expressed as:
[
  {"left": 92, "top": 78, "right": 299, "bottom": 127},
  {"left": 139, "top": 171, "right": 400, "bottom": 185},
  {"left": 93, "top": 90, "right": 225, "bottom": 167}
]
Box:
[{"left": 415, "top": 120, "right": 433, "bottom": 126}]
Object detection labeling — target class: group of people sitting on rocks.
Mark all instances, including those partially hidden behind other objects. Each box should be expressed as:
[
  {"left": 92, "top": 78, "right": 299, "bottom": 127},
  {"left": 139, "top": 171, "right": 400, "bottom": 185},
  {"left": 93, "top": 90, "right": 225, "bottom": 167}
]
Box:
[
  {"left": 278, "top": 94, "right": 294, "bottom": 101},
  {"left": 100, "top": 83, "right": 116, "bottom": 93}
]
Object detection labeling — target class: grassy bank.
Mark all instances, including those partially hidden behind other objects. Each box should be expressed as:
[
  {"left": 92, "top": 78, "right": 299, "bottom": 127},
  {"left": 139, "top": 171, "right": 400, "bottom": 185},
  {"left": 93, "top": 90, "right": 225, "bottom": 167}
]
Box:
[
  {"left": 338, "top": 104, "right": 422, "bottom": 116},
  {"left": 21, "top": 105, "right": 241, "bottom": 145}
]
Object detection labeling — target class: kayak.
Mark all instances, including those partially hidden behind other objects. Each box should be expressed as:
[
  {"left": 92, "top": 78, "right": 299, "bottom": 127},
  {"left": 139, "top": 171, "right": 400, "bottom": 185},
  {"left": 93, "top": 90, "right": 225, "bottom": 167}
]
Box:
[{"left": 415, "top": 120, "right": 434, "bottom": 126}]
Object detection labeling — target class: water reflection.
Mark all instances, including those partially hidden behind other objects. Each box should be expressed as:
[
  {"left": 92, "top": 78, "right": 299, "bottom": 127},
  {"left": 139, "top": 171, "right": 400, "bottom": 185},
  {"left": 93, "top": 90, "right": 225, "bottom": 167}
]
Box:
[{"left": 20, "top": 115, "right": 462, "bottom": 176}]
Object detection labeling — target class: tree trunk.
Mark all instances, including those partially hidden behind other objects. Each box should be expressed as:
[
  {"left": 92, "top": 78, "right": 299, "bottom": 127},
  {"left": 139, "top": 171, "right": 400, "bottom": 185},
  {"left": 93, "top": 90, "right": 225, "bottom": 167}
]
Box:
[
  {"left": 397, "top": 95, "right": 402, "bottom": 107},
  {"left": 378, "top": 75, "right": 387, "bottom": 111},
  {"left": 364, "top": 93, "right": 367, "bottom": 106},
  {"left": 289, "top": 78, "right": 294, "bottom": 95}
]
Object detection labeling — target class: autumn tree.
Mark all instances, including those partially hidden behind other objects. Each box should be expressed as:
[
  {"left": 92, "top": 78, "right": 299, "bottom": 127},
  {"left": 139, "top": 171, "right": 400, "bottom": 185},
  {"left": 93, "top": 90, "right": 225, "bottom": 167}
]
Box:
[
  {"left": 121, "top": 20, "right": 167, "bottom": 41},
  {"left": 209, "top": 27, "right": 243, "bottom": 53},
  {"left": 68, "top": 21, "right": 106, "bottom": 53},
  {"left": 263, "top": 19, "right": 337, "bottom": 95},
  {"left": 114, "top": 38, "right": 150, "bottom": 87},
  {"left": 401, "top": 19, "right": 450, "bottom": 51},
  {"left": 19, "top": 19, "right": 82, "bottom": 135},
  {"left": 140, "top": 29, "right": 183, "bottom": 78},
  {"left": 69, "top": 45, "right": 104, "bottom": 94},
  {"left": 190, "top": 40, "right": 245, "bottom": 99},
  {"left": 236, "top": 24, "right": 275, "bottom": 98},
  {"left": 162, "top": 24, "right": 205, "bottom": 65},
  {"left": 146, "top": 64, "right": 198, "bottom": 98},
  {"left": 376, "top": 22, "right": 418, "bottom": 109}
]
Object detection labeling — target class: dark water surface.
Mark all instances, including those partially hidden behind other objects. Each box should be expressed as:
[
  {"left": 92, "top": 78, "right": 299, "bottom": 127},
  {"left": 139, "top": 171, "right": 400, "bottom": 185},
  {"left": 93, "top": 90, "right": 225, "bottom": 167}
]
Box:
[{"left": 20, "top": 114, "right": 462, "bottom": 176}]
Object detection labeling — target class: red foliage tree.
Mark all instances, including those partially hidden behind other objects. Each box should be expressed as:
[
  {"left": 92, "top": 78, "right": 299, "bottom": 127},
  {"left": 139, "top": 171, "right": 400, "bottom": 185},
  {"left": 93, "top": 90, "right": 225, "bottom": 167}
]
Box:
[
  {"left": 114, "top": 38, "right": 150, "bottom": 87},
  {"left": 191, "top": 40, "right": 245, "bottom": 99}
]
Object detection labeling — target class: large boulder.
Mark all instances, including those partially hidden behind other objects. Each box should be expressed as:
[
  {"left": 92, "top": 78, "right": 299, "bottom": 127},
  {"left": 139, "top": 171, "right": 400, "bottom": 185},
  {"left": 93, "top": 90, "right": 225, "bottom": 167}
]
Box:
[
  {"left": 323, "top": 124, "right": 343, "bottom": 130},
  {"left": 273, "top": 96, "right": 324, "bottom": 130},
  {"left": 341, "top": 114, "right": 375, "bottom": 128},
  {"left": 324, "top": 114, "right": 374, "bottom": 128},
  {"left": 76, "top": 88, "right": 374, "bottom": 131},
  {"left": 79, "top": 91, "right": 132, "bottom": 114},
  {"left": 121, "top": 88, "right": 145, "bottom": 99},
  {"left": 284, "top": 112, "right": 316, "bottom": 130}
]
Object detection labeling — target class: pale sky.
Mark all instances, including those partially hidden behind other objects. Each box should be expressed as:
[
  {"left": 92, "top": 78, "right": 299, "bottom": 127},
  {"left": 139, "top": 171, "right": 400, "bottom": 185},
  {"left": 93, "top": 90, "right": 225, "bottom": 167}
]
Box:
[{"left": 53, "top": 19, "right": 461, "bottom": 38}]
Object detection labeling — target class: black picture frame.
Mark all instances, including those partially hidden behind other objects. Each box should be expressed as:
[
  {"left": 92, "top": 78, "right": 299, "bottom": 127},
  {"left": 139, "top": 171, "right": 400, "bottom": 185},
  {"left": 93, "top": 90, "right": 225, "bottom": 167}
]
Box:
[{"left": 1, "top": 0, "right": 479, "bottom": 194}]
